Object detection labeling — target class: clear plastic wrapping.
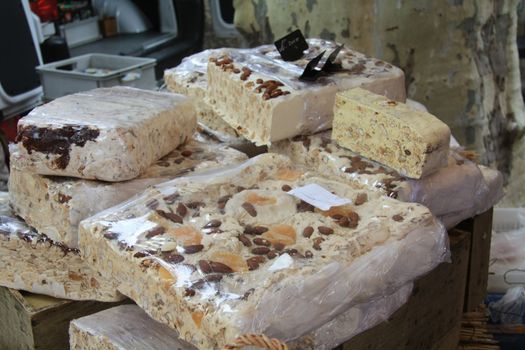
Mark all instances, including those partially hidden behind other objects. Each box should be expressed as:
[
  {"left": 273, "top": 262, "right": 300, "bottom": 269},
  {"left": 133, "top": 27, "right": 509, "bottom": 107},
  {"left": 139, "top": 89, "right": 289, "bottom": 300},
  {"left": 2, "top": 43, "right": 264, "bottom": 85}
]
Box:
[
  {"left": 70, "top": 304, "right": 194, "bottom": 349},
  {"left": 288, "top": 283, "right": 413, "bottom": 349},
  {"left": 165, "top": 49, "right": 248, "bottom": 145},
  {"left": 0, "top": 201, "right": 122, "bottom": 301},
  {"left": 70, "top": 284, "right": 411, "bottom": 350},
  {"left": 9, "top": 140, "right": 248, "bottom": 248},
  {"left": 79, "top": 153, "right": 448, "bottom": 349},
  {"left": 270, "top": 131, "right": 503, "bottom": 228},
  {"left": 13, "top": 86, "right": 197, "bottom": 181}
]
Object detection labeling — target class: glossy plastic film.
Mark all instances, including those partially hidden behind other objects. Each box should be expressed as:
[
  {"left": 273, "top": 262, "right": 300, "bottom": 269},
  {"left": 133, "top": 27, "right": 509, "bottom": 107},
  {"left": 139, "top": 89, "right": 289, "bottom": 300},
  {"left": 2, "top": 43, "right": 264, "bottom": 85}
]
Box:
[
  {"left": 69, "top": 284, "right": 412, "bottom": 350},
  {"left": 0, "top": 205, "right": 122, "bottom": 301},
  {"left": 8, "top": 140, "right": 247, "bottom": 248},
  {"left": 12, "top": 86, "right": 197, "bottom": 181},
  {"left": 270, "top": 131, "right": 503, "bottom": 228},
  {"left": 288, "top": 283, "right": 413, "bottom": 349},
  {"left": 165, "top": 49, "right": 253, "bottom": 145},
  {"left": 79, "top": 153, "right": 448, "bottom": 349}
]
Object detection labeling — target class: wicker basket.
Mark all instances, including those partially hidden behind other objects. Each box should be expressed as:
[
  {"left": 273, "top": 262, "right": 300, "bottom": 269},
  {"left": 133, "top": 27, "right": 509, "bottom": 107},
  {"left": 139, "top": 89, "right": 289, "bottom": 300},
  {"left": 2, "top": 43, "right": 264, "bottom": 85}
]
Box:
[{"left": 223, "top": 334, "right": 288, "bottom": 350}]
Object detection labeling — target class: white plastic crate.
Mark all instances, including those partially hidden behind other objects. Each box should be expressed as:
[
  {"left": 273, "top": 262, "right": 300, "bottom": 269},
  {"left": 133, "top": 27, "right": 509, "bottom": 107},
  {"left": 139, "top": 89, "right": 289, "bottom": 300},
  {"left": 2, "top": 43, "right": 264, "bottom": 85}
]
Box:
[
  {"left": 36, "top": 53, "right": 156, "bottom": 100},
  {"left": 488, "top": 208, "right": 525, "bottom": 293}
]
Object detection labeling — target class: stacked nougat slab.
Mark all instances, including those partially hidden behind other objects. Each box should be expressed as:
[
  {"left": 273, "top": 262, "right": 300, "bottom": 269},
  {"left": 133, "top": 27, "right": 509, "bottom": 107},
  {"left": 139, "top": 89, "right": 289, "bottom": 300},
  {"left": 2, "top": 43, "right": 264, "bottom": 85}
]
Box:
[
  {"left": 79, "top": 153, "right": 448, "bottom": 349},
  {"left": 271, "top": 130, "right": 503, "bottom": 228},
  {"left": 0, "top": 212, "right": 122, "bottom": 301},
  {"left": 165, "top": 38, "right": 406, "bottom": 146},
  {"left": 9, "top": 141, "right": 247, "bottom": 247},
  {"left": 13, "top": 87, "right": 196, "bottom": 181},
  {"left": 3, "top": 87, "right": 248, "bottom": 301}
]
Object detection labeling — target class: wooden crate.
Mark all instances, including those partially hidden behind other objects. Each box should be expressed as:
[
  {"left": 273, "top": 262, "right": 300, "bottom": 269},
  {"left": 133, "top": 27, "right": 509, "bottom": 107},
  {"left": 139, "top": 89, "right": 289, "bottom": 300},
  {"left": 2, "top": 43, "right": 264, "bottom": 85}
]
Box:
[
  {"left": 0, "top": 287, "right": 125, "bottom": 350},
  {"left": 341, "top": 229, "right": 471, "bottom": 350},
  {"left": 457, "top": 208, "right": 494, "bottom": 311}
]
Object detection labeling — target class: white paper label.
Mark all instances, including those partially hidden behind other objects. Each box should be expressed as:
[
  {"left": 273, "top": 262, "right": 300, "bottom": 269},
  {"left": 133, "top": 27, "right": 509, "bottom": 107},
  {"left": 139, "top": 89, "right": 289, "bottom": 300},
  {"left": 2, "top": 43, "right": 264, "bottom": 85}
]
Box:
[{"left": 288, "top": 183, "right": 352, "bottom": 211}]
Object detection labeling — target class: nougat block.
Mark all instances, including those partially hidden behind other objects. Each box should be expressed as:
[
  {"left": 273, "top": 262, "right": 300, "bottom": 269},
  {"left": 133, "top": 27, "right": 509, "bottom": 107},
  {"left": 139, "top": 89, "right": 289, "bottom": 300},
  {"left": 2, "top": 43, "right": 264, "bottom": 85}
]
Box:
[
  {"left": 332, "top": 88, "right": 451, "bottom": 179},
  {"left": 0, "top": 215, "right": 122, "bottom": 301},
  {"left": 13, "top": 87, "right": 196, "bottom": 181}
]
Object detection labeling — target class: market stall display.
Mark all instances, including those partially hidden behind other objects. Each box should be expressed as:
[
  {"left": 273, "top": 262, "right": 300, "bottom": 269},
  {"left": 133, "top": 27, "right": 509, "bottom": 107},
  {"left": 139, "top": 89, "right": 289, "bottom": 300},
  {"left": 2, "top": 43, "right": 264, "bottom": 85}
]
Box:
[{"left": 0, "top": 32, "right": 506, "bottom": 349}]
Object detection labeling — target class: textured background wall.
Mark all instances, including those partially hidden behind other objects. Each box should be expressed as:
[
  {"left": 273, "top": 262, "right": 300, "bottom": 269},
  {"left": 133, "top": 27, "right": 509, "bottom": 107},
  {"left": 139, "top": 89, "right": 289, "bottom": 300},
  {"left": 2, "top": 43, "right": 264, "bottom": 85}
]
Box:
[{"left": 233, "top": 0, "right": 525, "bottom": 205}]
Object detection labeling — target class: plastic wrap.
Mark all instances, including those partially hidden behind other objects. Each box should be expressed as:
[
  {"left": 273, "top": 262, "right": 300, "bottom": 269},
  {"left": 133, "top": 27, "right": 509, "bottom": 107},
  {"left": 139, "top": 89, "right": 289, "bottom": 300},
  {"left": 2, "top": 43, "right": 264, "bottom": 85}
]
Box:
[
  {"left": 70, "top": 304, "right": 195, "bottom": 349},
  {"left": 288, "top": 283, "right": 413, "bottom": 349},
  {"left": 488, "top": 208, "right": 525, "bottom": 293},
  {"left": 165, "top": 49, "right": 267, "bottom": 154},
  {"left": 9, "top": 140, "right": 248, "bottom": 248},
  {"left": 271, "top": 131, "right": 503, "bottom": 228},
  {"left": 12, "top": 86, "right": 196, "bottom": 181},
  {"left": 79, "top": 153, "right": 448, "bottom": 350},
  {"left": 488, "top": 287, "right": 525, "bottom": 324},
  {"left": 69, "top": 284, "right": 411, "bottom": 350},
  {"left": 0, "top": 210, "right": 123, "bottom": 301},
  {"left": 438, "top": 165, "right": 504, "bottom": 228}
]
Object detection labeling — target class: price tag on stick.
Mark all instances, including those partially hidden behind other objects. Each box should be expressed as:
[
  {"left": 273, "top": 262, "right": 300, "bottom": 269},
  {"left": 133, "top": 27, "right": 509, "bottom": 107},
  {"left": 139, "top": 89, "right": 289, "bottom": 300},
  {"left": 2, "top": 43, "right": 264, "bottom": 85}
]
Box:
[{"left": 274, "top": 29, "right": 309, "bottom": 61}]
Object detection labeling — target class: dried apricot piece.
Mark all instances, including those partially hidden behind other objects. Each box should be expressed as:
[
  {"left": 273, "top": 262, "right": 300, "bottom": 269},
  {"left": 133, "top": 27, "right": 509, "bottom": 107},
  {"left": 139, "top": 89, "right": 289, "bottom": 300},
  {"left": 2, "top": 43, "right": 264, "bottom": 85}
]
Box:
[
  {"left": 166, "top": 225, "right": 202, "bottom": 246},
  {"left": 262, "top": 225, "right": 297, "bottom": 246},
  {"left": 210, "top": 251, "right": 249, "bottom": 272},
  {"left": 275, "top": 168, "right": 303, "bottom": 181},
  {"left": 245, "top": 192, "right": 277, "bottom": 206},
  {"left": 192, "top": 310, "right": 204, "bottom": 328}
]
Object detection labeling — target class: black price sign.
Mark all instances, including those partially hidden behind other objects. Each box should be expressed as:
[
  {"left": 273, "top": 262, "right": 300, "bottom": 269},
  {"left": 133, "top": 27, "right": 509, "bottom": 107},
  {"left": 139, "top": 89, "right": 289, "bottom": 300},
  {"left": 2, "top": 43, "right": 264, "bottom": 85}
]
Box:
[
  {"left": 274, "top": 29, "right": 309, "bottom": 61},
  {"left": 300, "top": 44, "right": 345, "bottom": 81}
]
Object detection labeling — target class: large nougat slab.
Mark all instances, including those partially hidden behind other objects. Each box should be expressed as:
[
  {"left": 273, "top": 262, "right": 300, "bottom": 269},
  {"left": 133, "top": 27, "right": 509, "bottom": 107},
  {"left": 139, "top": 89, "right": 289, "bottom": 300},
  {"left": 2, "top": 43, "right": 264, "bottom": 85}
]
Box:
[
  {"left": 70, "top": 304, "right": 194, "bottom": 350},
  {"left": 0, "top": 215, "right": 123, "bottom": 301},
  {"left": 271, "top": 131, "right": 501, "bottom": 226},
  {"left": 332, "top": 88, "right": 451, "bottom": 178},
  {"left": 9, "top": 141, "right": 247, "bottom": 248},
  {"left": 13, "top": 87, "right": 196, "bottom": 181},
  {"left": 207, "top": 39, "right": 406, "bottom": 145},
  {"left": 79, "top": 153, "right": 447, "bottom": 349}
]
